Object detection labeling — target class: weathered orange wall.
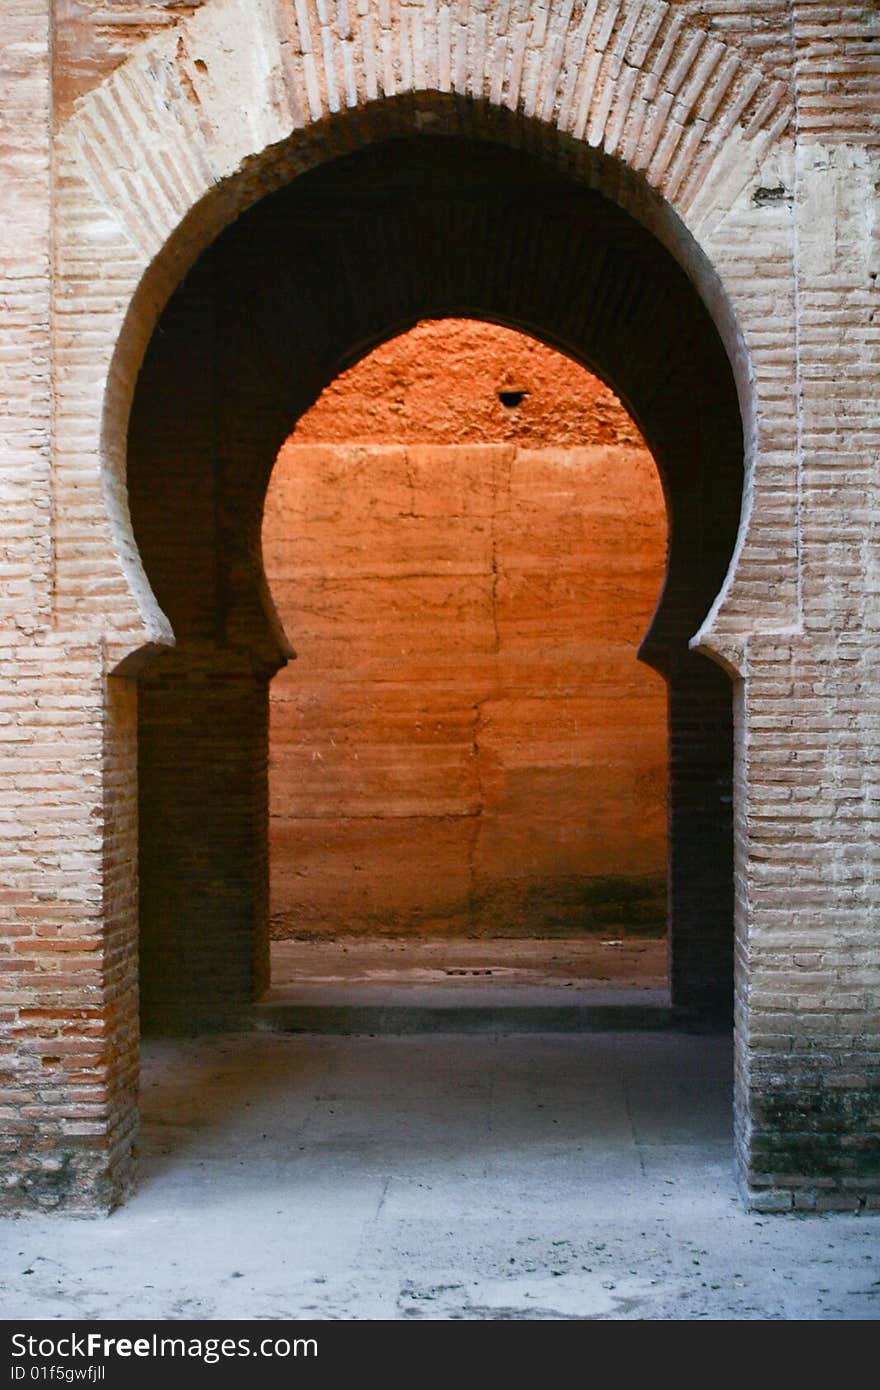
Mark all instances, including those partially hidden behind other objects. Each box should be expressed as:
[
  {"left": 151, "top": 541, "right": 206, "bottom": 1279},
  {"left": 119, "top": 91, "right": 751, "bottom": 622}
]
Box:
[{"left": 262, "top": 321, "right": 668, "bottom": 937}]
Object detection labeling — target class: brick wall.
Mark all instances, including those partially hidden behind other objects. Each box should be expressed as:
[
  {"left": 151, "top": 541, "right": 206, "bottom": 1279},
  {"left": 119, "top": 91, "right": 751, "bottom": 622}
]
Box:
[{"left": 1, "top": 0, "right": 876, "bottom": 1210}]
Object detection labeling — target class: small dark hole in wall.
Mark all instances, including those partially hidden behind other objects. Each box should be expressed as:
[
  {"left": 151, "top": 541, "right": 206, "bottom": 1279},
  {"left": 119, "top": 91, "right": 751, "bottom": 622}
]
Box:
[{"left": 498, "top": 389, "right": 527, "bottom": 408}]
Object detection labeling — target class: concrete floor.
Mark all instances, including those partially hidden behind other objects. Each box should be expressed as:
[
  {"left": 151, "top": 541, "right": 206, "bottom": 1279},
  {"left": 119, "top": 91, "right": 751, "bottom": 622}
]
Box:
[{"left": 2, "top": 1029, "right": 878, "bottom": 1320}]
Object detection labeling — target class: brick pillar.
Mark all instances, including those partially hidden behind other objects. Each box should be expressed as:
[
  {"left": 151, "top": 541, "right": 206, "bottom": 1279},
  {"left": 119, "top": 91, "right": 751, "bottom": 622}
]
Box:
[
  {"left": 667, "top": 654, "right": 735, "bottom": 1020},
  {"left": 738, "top": 637, "right": 880, "bottom": 1210},
  {"left": 127, "top": 245, "right": 288, "bottom": 1034},
  {"left": 138, "top": 647, "right": 271, "bottom": 1032},
  {"left": 0, "top": 641, "right": 139, "bottom": 1211}
]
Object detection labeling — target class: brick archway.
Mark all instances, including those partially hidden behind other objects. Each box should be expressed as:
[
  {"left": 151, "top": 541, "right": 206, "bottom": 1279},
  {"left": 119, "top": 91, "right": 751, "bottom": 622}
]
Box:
[
  {"left": 54, "top": 0, "right": 796, "bottom": 674},
  {"left": 128, "top": 134, "right": 743, "bottom": 1038},
  {"left": 25, "top": 0, "right": 812, "bottom": 1212}
]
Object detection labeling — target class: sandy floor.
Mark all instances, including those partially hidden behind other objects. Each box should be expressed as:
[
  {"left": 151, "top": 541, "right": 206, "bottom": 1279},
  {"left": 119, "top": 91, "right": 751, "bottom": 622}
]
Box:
[{"left": 2, "top": 1029, "right": 878, "bottom": 1321}]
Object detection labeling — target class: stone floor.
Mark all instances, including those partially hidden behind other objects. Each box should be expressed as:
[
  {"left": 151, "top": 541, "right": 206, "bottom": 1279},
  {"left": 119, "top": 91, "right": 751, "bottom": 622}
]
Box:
[
  {"left": 266, "top": 935, "right": 669, "bottom": 1006},
  {"left": 2, "top": 1028, "right": 878, "bottom": 1320},
  {"left": 257, "top": 936, "right": 670, "bottom": 1032}
]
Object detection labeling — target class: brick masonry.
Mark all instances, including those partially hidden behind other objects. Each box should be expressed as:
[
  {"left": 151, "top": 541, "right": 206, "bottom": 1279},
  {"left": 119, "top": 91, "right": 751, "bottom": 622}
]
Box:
[{"left": 0, "top": 0, "right": 876, "bottom": 1212}]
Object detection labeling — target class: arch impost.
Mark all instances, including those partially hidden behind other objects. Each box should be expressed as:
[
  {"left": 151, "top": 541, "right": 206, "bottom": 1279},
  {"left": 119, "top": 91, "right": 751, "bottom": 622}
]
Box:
[
  {"left": 106, "top": 632, "right": 176, "bottom": 681},
  {"left": 690, "top": 620, "right": 810, "bottom": 683},
  {"left": 689, "top": 625, "right": 746, "bottom": 681}
]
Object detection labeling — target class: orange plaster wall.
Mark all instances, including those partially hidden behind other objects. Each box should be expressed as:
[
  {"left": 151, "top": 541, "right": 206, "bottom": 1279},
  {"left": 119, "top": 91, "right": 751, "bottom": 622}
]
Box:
[{"left": 262, "top": 321, "right": 668, "bottom": 937}]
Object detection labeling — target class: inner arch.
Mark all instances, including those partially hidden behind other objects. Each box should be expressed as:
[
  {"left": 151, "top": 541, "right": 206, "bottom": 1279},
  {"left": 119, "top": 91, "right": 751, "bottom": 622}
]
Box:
[
  {"left": 264, "top": 317, "right": 668, "bottom": 948},
  {"left": 127, "top": 135, "right": 743, "bottom": 1029}
]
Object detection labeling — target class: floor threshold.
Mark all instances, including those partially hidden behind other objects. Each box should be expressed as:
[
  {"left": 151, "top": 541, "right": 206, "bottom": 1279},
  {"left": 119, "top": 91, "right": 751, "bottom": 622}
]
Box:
[{"left": 252, "top": 1001, "right": 674, "bottom": 1034}]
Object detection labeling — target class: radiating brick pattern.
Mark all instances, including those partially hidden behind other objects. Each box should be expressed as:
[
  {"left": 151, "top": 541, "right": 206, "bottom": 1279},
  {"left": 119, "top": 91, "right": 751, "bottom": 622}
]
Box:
[
  {"left": 52, "top": 0, "right": 798, "bottom": 128},
  {"left": 53, "top": 1, "right": 208, "bottom": 127},
  {"left": 673, "top": 1, "right": 793, "bottom": 84}
]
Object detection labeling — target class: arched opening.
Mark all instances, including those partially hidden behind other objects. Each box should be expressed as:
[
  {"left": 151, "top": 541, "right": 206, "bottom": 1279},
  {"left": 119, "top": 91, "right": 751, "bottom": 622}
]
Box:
[
  {"left": 127, "top": 135, "right": 742, "bottom": 1035},
  {"left": 262, "top": 319, "right": 670, "bottom": 1006}
]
